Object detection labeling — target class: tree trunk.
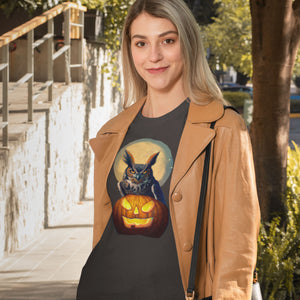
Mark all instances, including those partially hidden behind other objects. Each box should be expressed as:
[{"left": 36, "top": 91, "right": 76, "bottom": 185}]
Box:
[{"left": 250, "top": 0, "right": 300, "bottom": 221}]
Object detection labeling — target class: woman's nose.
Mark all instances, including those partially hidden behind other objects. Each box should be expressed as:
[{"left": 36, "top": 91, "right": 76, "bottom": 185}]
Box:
[{"left": 149, "top": 44, "right": 162, "bottom": 62}]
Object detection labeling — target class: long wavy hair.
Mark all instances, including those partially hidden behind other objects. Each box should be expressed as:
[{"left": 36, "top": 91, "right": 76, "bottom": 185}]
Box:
[{"left": 121, "top": 0, "right": 224, "bottom": 107}]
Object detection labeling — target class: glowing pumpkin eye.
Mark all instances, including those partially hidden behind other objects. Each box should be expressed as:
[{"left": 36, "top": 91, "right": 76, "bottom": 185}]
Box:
[
  {"left": 142, "top": 201, "right": 155, "bottom": 213},
  {"left": 121, "top": 198, "right": 132, "bottom": 210}
]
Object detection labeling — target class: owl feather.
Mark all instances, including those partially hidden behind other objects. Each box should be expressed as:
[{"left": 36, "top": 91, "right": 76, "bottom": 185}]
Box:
[{"left": 117, "top": 150, "right": 166, "bottom": 205}]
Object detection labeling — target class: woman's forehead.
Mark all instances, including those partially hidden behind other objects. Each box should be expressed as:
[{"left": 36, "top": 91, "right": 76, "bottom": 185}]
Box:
[{"left": 130, "top": 12, "right": 177, "bottom": 37}]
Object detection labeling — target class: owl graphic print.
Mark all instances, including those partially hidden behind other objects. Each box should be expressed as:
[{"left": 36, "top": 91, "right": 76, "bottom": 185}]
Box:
[{"left": 112, "top": 138, "right": 174, "bottom": 238}]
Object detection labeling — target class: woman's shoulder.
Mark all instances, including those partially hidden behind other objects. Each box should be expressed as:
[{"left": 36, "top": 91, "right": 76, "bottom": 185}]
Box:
[
  {"left": 189, "top": 98, "right": 246, "bottom": 130},
  {"left": 216, "top": 104, "right": 247, "bottom": 131}
]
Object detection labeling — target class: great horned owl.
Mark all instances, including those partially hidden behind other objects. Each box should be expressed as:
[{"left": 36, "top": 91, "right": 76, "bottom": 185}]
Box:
[{"left": 117, "top": 150, "right": 166, "bottom": 204}]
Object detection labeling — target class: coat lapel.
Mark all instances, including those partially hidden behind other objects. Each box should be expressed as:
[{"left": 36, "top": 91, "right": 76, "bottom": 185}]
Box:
[
  {"left": 169, "top": 100, "right": 224, "bottom": 195},
  {"left": 89, "top": 97, "right": 224, "bottom": 205}
]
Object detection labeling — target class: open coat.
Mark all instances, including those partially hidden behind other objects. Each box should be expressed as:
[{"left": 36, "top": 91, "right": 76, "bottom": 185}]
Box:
[{"left": 89, "top": 97, "right": 261, "bottom": 300}]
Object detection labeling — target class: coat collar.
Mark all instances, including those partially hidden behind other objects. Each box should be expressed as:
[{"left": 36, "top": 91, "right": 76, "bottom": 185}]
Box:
[
  {"left": 187, "top": 99, "right": 224, "bottom": 123},
  {"left": 97, "top": 97, "right": 224, "bottom": 134}
]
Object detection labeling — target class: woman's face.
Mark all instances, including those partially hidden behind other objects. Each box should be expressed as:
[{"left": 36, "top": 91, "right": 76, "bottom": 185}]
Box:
[{"left": 130, "top": 12, "right": 184, "bottom": 95}]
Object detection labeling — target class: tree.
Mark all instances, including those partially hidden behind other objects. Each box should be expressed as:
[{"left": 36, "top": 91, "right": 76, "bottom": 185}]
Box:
[
  {"left": 183, "top": 0, "right": 219, "bottom": 25},
  {"left": 250, "top": 0, "right": 300, "bottom": 221},
  {"left": 0, "top": 0, "right": 63, "bottom": 16},
  {"left": 201, "top": 0, "right": 252, "bottom": 80}
]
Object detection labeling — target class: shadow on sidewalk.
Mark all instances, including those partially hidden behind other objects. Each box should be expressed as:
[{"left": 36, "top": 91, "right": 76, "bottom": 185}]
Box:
[{"left": 0, "top": 280, "right": 78, "bottom": 300}]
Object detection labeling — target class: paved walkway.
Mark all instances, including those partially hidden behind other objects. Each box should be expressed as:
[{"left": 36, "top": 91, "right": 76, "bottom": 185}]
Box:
[{"left": 0, "top": 201, "right": 93, "bottom": 300}]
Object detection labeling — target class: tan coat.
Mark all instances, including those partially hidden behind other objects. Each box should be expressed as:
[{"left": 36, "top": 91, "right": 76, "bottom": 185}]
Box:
[{"left": 89, "top": 97, "right": 261, "bottom": 300}]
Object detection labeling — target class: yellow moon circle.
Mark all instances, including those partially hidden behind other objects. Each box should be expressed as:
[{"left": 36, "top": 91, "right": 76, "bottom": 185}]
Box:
[{"left": 114, "top": 139, "right": 173, "bottom": 186}]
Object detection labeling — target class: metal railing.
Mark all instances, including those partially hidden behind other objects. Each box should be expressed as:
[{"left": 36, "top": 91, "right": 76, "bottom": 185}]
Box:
[{"left": 0, "top": 2, "right": 87, "bottom": 148}]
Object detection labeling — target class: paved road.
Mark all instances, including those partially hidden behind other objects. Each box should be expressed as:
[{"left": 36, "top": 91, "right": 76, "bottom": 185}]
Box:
[{"left": 0, "top": 201, "right": 93, "bottom": 300}]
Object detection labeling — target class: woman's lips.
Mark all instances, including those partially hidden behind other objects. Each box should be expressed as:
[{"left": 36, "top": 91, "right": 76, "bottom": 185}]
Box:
[{"left": 147, "top": 67, "right": 169, "bottom": 74}]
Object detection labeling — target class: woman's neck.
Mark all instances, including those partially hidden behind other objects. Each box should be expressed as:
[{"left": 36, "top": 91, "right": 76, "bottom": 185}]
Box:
[{"left": 142, "top": 88, "right": 187, "bottom": 118}]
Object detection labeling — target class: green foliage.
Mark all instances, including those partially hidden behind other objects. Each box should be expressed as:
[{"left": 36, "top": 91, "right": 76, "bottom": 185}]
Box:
[
  {"left": 201, "top": 0, "right": 252, "bottom": 77},
  {"left": 222, "top": 91, "right": 250, "bottom": 108},
  {"left": 257, "top": 142, "right": 300, "bottom": 299},
  {"left": 183, "top": 0, "right": 219, "bottom": 25},
  {"left": 80, "top": 0, "right": 105, "bottom": 10},
  {"left": 80, "top": 0, "right": 133, "bottom": 89},
  {"left": 101, "top": 0, "right": 133, "bottom": 88},
  {"left": 288, "top": 142, "right": 300, "bottom": 203},
  {"left": 0, "top": 0, "right": 63, "bottom": 16},
  {"left": 293, "top": 48, "right": 300, "bottom": 76}
]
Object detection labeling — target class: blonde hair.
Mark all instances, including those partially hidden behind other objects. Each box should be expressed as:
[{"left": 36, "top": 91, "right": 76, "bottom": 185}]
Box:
[{"left": 121, "top": 0, "right": 224, "bottom": 108}]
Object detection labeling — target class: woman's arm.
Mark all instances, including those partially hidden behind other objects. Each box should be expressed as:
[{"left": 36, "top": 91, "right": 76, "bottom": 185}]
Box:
[{"left": 212, "top": 110, "right": 261, "bottom": 299}]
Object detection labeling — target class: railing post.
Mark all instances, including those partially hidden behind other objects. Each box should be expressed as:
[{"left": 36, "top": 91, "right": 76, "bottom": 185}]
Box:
[
  {"left": 47, "top": 19, "right": 54, "bottom": 102},
  {"left": 64, "top": 7, "right": 71, "bottom": 84},
  {"left": 79, "top": 10, "right": 84, "bottom": 81},
  {"left": 2, "top": 44, "right": 9, "bottom": 147},
  {"left": 27, "top": 29, "right": 34, "bottom": 122}
]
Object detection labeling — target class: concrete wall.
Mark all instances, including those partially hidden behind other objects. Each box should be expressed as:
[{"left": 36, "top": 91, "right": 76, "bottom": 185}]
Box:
[
  {"left": 84, "top": 42, "right": 122, "bottom": 199},
  {"left": 0, "top": 113, "right": 46, "bottom": 255},
  {"left": 0, "top": 84, "right": 85, "bottom": 257},
  {"left": 0, "top": 42, "right": 122, "bottom": 260}
]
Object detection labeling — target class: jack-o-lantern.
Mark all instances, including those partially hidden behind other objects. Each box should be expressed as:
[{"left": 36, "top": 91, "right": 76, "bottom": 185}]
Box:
[{"left": 113, "top": 194, "right": 169, "bottom": 237}]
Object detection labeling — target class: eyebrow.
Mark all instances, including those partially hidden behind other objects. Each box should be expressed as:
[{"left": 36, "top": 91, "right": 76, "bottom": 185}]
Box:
[{"left": 131, "top": 30, "right": 178, "bottom": 40}]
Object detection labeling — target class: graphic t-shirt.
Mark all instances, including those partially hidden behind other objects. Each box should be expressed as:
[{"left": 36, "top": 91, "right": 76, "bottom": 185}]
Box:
[{"left": 77, "top": 99, "right": 190, "bottom": 300}]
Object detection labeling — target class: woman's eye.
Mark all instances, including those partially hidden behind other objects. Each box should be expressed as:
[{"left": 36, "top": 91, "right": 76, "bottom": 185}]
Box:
[
  {"left": 136, "top": 41, "right": 146, "bottom": 47},
  {"left": 163, "top": 38, "right": 175, "bottom": 45}
]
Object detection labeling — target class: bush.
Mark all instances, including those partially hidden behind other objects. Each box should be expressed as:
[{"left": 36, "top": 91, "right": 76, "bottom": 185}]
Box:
[
  {"left": 222, "top": 91, "right": 251, "bottom": 108},
  {"left": 257, "top": 142, "right": 300, "bottom": 299},
  {"left": 291, "top": 100, "right": 300, "bottom": 113}
]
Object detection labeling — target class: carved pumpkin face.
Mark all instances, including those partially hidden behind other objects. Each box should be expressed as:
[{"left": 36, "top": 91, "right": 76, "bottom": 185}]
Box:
[{"left": 113, "top": 194, "right": 169, "bottom": 237}]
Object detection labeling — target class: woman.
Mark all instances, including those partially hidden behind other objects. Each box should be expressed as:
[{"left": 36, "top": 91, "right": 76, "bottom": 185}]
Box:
[{"left": 77, "top": 0, "right": 260, "bottom": 299}]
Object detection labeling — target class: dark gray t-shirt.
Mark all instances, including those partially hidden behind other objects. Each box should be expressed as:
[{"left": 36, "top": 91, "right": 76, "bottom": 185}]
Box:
[{"left": 77, "top": 99, "right": 189, "bottom": 300}]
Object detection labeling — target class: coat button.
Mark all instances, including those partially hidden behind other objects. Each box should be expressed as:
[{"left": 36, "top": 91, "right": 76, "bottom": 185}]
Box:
[
  {"left": 172, "top": 192, "right": 182, "bottom": 202},
  {"left": 183, "top": 242, "right": 193, "bottom": 252}
]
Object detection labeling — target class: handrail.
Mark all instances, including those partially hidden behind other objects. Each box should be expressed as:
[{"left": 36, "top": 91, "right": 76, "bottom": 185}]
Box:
[
  {"left": 0, "top": 3, "right": 86, "bottom": 47},
  {"left": 0, "top": 2, "right": 87, "bottom": 148}
]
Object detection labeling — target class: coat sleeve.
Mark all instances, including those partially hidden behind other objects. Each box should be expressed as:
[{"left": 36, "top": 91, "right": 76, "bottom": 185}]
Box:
[{"left": 211, "top": 111, "right": 261, "bottom": 299}]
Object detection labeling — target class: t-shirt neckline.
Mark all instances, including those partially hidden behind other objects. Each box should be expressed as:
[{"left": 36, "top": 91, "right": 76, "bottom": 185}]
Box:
[{"left": 138, "top": 98, "right": 190, "bottom": 121}]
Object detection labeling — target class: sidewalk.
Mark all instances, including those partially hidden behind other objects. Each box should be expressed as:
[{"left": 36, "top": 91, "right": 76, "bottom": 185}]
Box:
[{"left": 0, "top": 201, "right": 93, "bottom": 300}]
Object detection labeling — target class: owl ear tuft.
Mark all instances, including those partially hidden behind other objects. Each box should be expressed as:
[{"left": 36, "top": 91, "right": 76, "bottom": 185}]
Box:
[
  {"left": 123, "top": 150, "right": 135, "bottom": 168},
  {"left": 146, "top": 152, "right": 160, "bottom": 167}
]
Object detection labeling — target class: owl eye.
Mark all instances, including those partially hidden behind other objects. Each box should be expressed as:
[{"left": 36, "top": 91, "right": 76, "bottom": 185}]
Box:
[
  {"left": 129, "top": 169, "right": 135, "bottom": 174},
  {"left": 142, "top": 201, "right": 155, "bottom": 213},
  {"left": 142, "top": 170, "right": 148, "bottom": 174},
  {"left": 121, "top": 198, "right": 132, "bottom": 210}
]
